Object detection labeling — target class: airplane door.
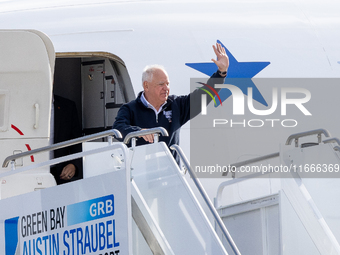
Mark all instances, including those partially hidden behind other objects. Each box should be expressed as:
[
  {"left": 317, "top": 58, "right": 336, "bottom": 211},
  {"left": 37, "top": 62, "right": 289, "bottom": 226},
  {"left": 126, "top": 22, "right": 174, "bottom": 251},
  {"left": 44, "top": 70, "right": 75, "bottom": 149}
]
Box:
[
  {"left": 0, "top": 29, "right": 54, "bottom": 170},
  {"left": 55, "top": 53, "right": 135, "bottom": 136}
]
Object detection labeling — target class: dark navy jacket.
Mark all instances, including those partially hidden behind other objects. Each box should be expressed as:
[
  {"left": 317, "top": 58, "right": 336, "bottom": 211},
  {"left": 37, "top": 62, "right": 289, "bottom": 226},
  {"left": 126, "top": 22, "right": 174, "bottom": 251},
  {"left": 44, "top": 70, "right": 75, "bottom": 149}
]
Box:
[
  {"left": 52, "top": 95, "right": 83, "bottom": 184},
  {"left": 112, "top": 71, "right": 225, "bottom": 162}
]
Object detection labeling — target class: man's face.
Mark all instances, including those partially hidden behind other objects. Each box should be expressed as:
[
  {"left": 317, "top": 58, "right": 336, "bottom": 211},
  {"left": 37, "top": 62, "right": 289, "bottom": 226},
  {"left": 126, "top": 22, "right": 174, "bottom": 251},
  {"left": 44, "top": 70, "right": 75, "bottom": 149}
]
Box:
[{"left": 144, "top": 69, "right": 170, "bottom": 109}]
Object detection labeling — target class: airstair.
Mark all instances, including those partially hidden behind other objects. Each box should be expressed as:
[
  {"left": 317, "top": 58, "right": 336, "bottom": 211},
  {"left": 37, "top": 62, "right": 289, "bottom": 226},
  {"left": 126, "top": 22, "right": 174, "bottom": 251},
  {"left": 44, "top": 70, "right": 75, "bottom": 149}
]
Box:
[
  {"left": 214, "top": 129, "right": 340, "bottom": 255},
  {"left": 0, "top": 127, "right": 240, "bottom": 254},
  {"left": 2, "top": 126, "right": 340, "bottom": 254}
]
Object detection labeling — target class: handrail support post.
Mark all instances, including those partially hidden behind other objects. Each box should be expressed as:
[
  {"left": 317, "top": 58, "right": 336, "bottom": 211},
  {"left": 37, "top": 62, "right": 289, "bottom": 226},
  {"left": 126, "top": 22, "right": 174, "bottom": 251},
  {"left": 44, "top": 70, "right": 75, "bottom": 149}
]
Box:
[
  {"left": 131, "top": 138, "right": 137, "bottom": 148},
  {"left": 10, "top": 160, "right": 16, "bottom": 171},
  {"left": 318, "top": 133, "right": 322, "bottom": 144},
  {"left": 154, "top": 133, "right": 159, "bottom": 143},
  {"left": 108, "top": 136, "right": 113, "bottom": 145}
]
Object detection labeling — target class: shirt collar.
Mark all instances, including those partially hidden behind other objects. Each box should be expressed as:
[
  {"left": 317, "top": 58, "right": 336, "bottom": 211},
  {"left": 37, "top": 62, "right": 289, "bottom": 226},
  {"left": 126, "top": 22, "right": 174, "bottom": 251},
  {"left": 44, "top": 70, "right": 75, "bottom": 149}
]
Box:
[{"left": 141, "top": 92, "right": 167, "bottom": 115}]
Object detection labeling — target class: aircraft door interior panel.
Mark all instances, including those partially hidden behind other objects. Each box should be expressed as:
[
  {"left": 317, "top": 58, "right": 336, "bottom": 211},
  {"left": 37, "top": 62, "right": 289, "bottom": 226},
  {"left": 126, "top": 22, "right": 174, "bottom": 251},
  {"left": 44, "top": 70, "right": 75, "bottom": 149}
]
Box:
[{"left": 81, "top": 60, "right": 106, "bottom": 131}]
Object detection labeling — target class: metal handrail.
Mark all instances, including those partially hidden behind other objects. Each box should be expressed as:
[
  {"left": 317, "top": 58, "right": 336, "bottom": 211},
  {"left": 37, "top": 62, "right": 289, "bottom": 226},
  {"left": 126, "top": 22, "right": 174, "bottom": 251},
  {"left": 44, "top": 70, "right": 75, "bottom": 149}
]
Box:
[
  {"left": 170, "top": 144, "right": 241, "bottom": 255},
  {"left": 123, "top": 127, "right": 169, "bottom": 145},
  {"left": 323, "top": 138, "right": 340, "bottom": 153},
  {"left": 216, "top": 152, "right": 280, "bottom": 204},
  {"left": 334, "top": 146, "right": 340, "bottom": 152},
  {"left": 323, "top": 137, "right": 340, "bottom": 146},
  {"left": 217, "top": 131, "right": 337, "bottom": 201},
  {"left": 131, "top": 180, "right": 175, "bottom": 255},
  {"left": 285, "top": 128, "right": 331, "bottom": 147},
  {"left": 225, "top": 152, "right": 280, "bottom": 177},
  {"left": 0, "top": 142, "right": 128, "bottom": 179},
  {"left": 226, "top": 129, "right": 331, "bottom": 177},
  {"left": 2, "top": 129, "right": 122, "bottom": 168}
]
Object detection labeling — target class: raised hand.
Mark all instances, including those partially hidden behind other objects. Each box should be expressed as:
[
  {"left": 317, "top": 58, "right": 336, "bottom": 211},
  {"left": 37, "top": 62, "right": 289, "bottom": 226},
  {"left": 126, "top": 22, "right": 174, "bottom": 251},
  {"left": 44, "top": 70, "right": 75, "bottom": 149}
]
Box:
[{"left": 212, "top": 42, "right": 229, "bottom": 73}]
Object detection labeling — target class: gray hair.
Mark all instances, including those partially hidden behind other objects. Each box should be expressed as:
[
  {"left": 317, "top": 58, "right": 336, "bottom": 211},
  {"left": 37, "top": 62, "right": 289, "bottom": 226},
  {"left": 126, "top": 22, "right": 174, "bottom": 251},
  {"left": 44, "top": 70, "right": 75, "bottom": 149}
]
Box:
[{"left": 142, "top": 64, "right": 168, "bottom": 84}]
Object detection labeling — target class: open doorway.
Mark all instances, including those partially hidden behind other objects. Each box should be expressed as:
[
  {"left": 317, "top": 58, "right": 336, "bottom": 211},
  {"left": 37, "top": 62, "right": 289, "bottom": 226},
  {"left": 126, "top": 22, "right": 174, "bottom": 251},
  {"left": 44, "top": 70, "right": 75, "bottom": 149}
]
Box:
[{"left": 53, "top": 52, "right": 135, "bottom": 136}]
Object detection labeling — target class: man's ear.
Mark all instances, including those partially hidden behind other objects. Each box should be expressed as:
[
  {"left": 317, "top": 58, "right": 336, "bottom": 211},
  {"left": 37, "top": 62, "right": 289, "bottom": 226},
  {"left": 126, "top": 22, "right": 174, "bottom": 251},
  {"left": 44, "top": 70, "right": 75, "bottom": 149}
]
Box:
[{"left": 143, "top": 81, "right": 148, "bottom": 91}]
